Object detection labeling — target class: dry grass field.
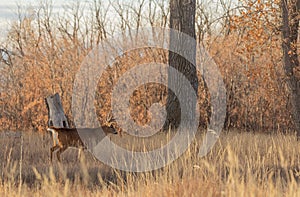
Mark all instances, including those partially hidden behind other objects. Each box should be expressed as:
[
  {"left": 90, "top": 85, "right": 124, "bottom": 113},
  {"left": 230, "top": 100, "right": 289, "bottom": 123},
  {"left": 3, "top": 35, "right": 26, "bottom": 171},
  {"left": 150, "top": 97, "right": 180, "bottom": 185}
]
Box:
[{"left": 1, "top": 130, "right": 300, "bottom": 197}]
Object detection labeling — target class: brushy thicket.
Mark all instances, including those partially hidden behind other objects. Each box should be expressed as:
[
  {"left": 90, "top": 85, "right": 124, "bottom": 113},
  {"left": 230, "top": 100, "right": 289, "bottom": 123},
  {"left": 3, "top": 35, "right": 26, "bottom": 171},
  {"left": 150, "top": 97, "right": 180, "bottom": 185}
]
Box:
[{"left": 0, "top": 0, "right": 297, "bottom": 133}]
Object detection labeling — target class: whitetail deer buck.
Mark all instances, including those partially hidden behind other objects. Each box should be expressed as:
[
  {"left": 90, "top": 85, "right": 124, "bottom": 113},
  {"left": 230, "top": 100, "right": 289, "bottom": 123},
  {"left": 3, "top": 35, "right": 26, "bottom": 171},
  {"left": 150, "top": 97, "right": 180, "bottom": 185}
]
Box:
[{"left": 47, "top": 115, "right": 120, "bottom": 162}]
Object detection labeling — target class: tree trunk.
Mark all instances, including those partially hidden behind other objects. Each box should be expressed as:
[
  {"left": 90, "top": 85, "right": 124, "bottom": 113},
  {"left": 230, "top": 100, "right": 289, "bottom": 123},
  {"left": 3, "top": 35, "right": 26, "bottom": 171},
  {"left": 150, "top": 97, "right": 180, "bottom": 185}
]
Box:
[
  {"left": 45, "top": 93, "right": 69, "bottom": 128},
  {"left": 281, "top": 0, "right": 300, "bottom": 139},
  {"left": 164, "top": 0, "right": 198, "bottom": 130}
]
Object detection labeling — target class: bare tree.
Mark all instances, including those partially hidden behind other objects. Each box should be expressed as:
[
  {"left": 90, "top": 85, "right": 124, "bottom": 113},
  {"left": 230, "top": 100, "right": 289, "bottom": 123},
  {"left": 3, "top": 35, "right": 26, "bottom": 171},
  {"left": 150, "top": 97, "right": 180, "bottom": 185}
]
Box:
[
  {"left": 164, "top": 0, "right": 198, "bottom": 130},
  {"left": 281, "top": 0, "right": 300, "bottom": 138}
]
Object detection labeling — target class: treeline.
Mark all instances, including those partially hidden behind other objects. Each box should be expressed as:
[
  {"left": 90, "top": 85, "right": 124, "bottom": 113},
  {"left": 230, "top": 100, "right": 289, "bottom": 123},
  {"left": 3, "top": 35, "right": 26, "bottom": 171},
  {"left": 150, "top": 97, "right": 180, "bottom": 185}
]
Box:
[{"left": 0, "top": 0, "right": 296, "bottom": 132}]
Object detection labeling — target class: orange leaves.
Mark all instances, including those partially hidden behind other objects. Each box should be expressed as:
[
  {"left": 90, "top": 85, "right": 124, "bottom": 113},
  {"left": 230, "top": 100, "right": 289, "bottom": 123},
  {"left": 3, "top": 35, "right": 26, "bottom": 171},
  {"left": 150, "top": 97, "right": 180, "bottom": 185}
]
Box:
[
  {"left": 230, "top": 0, "right": 281, "bottom": 60},
  {"left": 21, "top": 99, "right": 44, "bottom": 116},
  {"left": 208, "top": 31, "right": 292, "bottom": 130},
  {"left": 0, "top": 15, "right": 85, "bottom": 132}
]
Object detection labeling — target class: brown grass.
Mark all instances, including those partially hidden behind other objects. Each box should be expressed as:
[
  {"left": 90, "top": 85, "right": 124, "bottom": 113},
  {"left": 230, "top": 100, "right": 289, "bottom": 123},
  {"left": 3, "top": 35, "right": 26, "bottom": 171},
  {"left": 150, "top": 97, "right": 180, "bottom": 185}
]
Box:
[{"left": 1, "top": 130, "right": 300, "bottom": 196}]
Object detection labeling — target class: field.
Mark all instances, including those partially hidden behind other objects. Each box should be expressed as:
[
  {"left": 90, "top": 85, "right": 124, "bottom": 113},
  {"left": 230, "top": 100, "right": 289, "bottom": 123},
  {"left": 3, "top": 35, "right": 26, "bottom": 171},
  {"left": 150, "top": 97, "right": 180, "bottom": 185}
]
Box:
[{"left": 0, "top": 130, "right": 300, "bottom": 196}]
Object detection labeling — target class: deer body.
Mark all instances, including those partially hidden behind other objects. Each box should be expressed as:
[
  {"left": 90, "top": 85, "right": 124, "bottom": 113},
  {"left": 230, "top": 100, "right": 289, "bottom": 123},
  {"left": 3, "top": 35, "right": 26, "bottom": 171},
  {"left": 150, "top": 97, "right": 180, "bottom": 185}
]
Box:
[{"left": 47, "top": 118, "right": 119, "bottom": 162}]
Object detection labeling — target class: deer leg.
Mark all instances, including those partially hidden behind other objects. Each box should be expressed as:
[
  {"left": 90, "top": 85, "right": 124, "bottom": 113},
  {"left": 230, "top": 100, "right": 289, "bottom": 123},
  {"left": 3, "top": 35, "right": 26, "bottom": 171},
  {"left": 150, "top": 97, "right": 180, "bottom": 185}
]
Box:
[
  {"left": 56, "top": 146, "right": 67, "bottom": 162},
  {"left": 117, "top": 128, "right": 123, "bottom": 137},
  {"left": 50, "top": 145, "right": 60, "bottom": 162},
  {"left": 91, "top": 152, "right": 97, "bottom": 162},
  {"left": 77, "top": 148, "right": 82, "bottom": 161}
]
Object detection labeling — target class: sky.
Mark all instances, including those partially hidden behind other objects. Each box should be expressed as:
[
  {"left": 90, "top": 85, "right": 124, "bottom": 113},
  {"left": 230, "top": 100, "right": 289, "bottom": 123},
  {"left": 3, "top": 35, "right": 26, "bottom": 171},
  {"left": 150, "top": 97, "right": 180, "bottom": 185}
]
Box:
[
  {"left": 0, "top": 1, "right": 35, "bottom": 34},
  {"left": 0, "top": 0, "right": 232, "bottom": 42},
  {"left": 0, "top": 0, "right": 80, "bottom": 41}
]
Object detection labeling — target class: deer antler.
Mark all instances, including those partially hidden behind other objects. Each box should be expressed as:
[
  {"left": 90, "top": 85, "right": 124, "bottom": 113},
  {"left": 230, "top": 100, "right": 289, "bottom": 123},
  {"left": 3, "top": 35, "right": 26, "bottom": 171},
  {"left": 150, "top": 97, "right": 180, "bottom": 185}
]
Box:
[
  {"left": 104, "top": 113, "right": 123, "bottom": 136},
  {"left": 105, "top": 113, "right": 116, "bottom": 127}
]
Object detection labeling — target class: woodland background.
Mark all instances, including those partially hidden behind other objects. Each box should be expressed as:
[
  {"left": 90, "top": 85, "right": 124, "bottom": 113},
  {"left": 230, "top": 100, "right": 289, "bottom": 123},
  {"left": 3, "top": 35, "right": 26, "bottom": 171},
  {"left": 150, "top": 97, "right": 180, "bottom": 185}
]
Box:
[{"left": 0, "top": 0, "right": 298, "bottom": 133}]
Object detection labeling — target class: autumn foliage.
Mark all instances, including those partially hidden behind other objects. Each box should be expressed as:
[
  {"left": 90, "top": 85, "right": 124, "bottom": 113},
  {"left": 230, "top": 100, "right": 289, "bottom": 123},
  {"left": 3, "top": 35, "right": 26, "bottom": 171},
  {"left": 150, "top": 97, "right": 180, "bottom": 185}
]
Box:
[{"left": 0, "top": 0, "right": 296, "bottom": 133}]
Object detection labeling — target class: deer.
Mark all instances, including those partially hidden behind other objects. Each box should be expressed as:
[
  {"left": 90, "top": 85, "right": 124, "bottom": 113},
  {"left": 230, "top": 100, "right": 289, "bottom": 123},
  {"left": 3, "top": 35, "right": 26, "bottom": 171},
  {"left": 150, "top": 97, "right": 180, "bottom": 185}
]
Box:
[{"left": 47, "top": 114, "right": 120, "bottom": 162}]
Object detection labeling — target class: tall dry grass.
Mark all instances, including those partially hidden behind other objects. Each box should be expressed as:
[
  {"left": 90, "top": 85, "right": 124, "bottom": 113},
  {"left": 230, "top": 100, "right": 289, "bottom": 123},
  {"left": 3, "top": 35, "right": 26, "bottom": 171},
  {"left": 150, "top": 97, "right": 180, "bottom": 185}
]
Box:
[{"left": 0, "top": 130, "right": 300, "bottom": 196}]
